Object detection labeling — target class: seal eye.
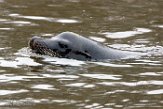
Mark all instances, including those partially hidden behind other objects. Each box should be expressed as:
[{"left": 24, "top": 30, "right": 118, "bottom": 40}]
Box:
[{"left": 58, "top": 42, "right": 68, "bottom": 48}]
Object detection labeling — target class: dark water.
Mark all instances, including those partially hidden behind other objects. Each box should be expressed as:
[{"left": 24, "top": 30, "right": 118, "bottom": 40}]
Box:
[{"left": 0, "top": 0, "right": 163, "bottom": 109}]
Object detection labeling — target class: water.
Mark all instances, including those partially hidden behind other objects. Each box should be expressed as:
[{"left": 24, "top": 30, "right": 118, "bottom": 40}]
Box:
[{"left": 0, "top": 0, "right": 163, "bottom": 108}]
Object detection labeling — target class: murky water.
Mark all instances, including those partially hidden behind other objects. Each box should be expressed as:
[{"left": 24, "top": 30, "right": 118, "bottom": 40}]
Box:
[{"left": 0, "top": 0, "right": 163, "bottom": 109}]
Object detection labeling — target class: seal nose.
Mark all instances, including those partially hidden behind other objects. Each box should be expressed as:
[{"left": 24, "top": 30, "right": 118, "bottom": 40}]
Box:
[{"left": 28, "top": 36, "right": 41, "bottom": 49}]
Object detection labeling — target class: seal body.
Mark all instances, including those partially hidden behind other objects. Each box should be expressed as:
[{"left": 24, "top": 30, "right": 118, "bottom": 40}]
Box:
[{"left": 29, "top": 32, "right": 137, "bottom": 61}]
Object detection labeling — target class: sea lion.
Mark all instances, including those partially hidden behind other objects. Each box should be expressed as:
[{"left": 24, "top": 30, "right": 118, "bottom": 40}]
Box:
[{"left": 29, "top": 32, "right": 139, "bottom": 61}]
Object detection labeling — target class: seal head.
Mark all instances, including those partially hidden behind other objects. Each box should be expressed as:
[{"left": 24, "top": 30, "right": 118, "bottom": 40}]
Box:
[{"left": 29, "top": 32, "right": 94, "bottom": 60}]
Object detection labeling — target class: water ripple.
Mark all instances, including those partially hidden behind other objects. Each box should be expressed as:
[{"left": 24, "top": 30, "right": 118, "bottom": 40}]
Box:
[
  {"left": 8, "top": 13, "right": 81, "bottom": 24},
  {"left": 31, "top": 84, "right": 56, "bottom": 90},
  {"left": 0, "top": 57, "right": 42, "bottom": 68},
  {"left": 89, "top": 36, "right": 106, "bottom": 42},
  {"left": 153, "top": 25, "right": 163, "bottom": 29},
  {"left": 41, "top": 74, "right": 79, "bottom": 79},
  {"left": 98, "top": 81, "right": 163, "bottom": 86},
  {"left": 0, "top": 74, "right": 44, "bottom": 83},
  {"left": 139, "top": 72, "right": 162, "bottom": 76},
  {"left": 129, "top": 59, "right": 162, "bottom": 66},
  {"left": 0, "top": 89, "right": 28, "bottom": 96},
  {"left": 65, "top": 83, "right": 95, "bottom": 88},
  {"left": 0, "top": 98, "right": 79, "bottom": 107},
  {"left": 91, "top": 61, "right": 132, "bottom": 67},
  {"left": 146, "top": 89, "right": 163, "bottom": 95},
  {"left": 43, "top": 57, "right": 85, "bottom": 66},
  {"left": 0, "top": 28, "right": 14, "bottom": 30},
  {"left": 80, "top": 74, "right": 121, "bottom": 80},
  {"left": 101, "top": 28, "right": 152, "bottom": 39},
  {"left": 5, "top": 20, "right": 37, "bottom": 26}
]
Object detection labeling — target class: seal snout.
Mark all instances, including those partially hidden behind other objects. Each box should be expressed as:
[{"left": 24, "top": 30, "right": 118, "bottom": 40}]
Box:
[
  {"left": 28, "top": 36, "right": 41, "bottom": 50},
  {"left": 28, "top": 36, "right": 53, "bottom": 55}
]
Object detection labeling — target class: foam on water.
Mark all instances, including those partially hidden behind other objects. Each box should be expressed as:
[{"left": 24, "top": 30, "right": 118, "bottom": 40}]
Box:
[
  {"left": 0, "top": 57, "right": 42, "bottom": 68},
  {"left": 43, "top": 57, "right": 85, "bottom": 66}
]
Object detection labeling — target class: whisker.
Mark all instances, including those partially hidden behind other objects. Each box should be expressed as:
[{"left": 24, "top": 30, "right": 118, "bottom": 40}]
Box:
[{"left": 31, "top": 41, "right": 58, "bottom": 57}]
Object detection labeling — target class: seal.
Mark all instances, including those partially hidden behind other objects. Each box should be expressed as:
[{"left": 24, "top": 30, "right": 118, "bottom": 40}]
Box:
[{"left": 29, "top": 32, "right": 138, "bottom": 61}]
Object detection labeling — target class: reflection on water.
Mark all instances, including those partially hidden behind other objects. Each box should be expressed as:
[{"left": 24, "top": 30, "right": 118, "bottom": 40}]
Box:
[
  {"left": 31, "top": 84, "right": 56, "bottom": 90},
  {"left": 0, "top": 89, "right": 28, "bottom": 96},
  {"left": 0, "top": 56, "right": 41, "bottom": 68},
  {"left": 0, "top": 0, "right": 163, "bottom": 109},
  {"left": 101, "top": 28, "right": 152, "bottom": 39},
  {"left": 147, "top": 89, "right": 163, "bottom": 95},
  {"left": 9, "top": 13, "right": 81, "bottom": 24}
]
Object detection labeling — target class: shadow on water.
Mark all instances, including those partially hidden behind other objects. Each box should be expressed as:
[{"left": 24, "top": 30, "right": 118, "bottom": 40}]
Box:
[{"left": 0, "top": 0, "right": 163, "bottom": 109}]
